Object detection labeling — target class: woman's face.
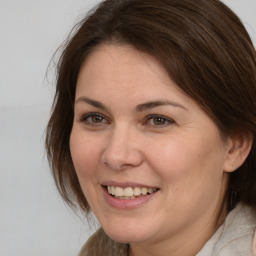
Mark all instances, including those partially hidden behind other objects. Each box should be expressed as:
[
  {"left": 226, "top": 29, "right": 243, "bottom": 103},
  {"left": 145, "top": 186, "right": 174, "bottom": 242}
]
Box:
[{"left": 70, "top": 44, "right": 231, "bottom": 246}]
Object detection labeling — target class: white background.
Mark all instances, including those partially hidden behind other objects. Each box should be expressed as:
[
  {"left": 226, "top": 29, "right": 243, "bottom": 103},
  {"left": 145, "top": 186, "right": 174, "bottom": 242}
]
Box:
[{"left": 0, "top": 0, "right": 255, "bottom": 255}]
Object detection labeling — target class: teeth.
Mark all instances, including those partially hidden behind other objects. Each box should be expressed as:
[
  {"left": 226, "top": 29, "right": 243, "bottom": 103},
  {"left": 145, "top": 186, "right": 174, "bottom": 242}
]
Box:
[
  {"left": 134, "top": 187, "right": 141, "bottom": 196},
  {"left": 107, "top": 186, "right": 158, "bottom": 197},
  {"left": 124, "top": 187, "right": 134, "bottom": 197},
  {"left": 148, "top": 188, "right": 153, "bottom": 193},
  {"left": 141, "top": 188, "right": 147, "bottom": 195},
  {"left": 114, "top": 196, "right": 135, "bottom": 200},
  {"left": 115, "top": 187, "right": 123, "bottom": 196}
]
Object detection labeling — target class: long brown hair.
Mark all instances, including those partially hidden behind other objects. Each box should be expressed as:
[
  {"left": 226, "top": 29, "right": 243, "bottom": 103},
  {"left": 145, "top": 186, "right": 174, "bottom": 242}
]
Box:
[{"left": 46, "top": 0, "right": 256, "bottom": 213}]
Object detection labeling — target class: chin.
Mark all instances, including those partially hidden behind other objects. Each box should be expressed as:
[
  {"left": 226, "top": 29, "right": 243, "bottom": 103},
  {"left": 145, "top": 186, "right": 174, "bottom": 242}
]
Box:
[
  {"left": 101, "top": 221, "right": 154, "bottom": 244},
  {"left": 105, "top": 230, "right": 146, "bottom": 244}
]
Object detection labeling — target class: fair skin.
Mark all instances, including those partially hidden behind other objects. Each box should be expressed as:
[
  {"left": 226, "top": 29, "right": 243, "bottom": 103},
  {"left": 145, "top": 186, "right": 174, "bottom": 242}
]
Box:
[{"left": 70, "top": 44, "right": 249, "bottom": 256}]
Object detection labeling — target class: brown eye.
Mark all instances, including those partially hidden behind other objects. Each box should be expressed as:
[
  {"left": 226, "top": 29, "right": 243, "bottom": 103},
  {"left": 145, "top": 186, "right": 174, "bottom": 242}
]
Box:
[
  {"left": 152, "top": 117, "right": 166, "bottom": 125},
  {"left": 145, "top": 114, "right": 175, "bottom": 127},
  {"left": 91, "top": 115, "right": 104, "bottom": 123},
  {"left": 80, "top": 113, "right": 108, "bottom": 125}
]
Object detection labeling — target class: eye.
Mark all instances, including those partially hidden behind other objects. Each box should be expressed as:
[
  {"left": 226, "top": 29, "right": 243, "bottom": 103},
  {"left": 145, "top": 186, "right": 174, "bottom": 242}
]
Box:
[
  {"left": 145, "top": 114, "right": 175, "bottom": 127},
  {"left": 80, "top": 112, "right": 109, "bottom": 125}
]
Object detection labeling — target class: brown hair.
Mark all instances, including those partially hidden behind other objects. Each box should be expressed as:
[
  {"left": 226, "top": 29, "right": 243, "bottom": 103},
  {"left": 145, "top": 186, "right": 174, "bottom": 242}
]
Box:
[{"left": 46, "top": 0, "right": 256, "bottom": 213}]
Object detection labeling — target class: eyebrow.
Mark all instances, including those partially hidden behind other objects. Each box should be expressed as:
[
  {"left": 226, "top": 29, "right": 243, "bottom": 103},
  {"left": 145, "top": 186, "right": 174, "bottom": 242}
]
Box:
[
  {"left": 75, "top": 96, "right": 187, "bottom": 112},
  {"left": 75, "top": 97, "right": 108, "bottom": 111},
  {"left": 135, "top": 100, "right": 187, "bottom": 112}
]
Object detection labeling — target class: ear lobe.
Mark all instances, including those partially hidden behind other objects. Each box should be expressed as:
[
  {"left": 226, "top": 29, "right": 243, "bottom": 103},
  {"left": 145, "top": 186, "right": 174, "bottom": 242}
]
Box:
[{"left": 223, "top": 132, "right": 253, "bottom": 173}]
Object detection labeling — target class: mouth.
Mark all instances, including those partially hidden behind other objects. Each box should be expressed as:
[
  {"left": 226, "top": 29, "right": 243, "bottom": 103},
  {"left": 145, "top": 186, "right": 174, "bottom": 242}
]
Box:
[{"left": 103, "top": 185, "right": 159, "bottom": 200}]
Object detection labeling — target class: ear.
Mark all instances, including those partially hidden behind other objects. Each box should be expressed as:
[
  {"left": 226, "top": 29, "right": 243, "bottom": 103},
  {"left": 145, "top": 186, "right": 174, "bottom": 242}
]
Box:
[{"left": 224, "top": 132, "right": 253, "bottom": 173}]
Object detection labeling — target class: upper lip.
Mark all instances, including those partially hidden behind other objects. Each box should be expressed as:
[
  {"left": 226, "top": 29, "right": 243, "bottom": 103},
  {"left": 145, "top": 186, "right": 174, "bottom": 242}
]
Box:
[{"left": 101, "top": 181, "right": 159, "bottom": 189}]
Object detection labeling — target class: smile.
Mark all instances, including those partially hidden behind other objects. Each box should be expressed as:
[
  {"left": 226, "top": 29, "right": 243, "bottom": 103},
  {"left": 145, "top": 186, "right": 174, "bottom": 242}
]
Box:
[
  {"left": 102, "top": 184, "right": 160, "bottom": 209},
  {"left": 107, "top": 186, "right": 159, "bottom": 200}
]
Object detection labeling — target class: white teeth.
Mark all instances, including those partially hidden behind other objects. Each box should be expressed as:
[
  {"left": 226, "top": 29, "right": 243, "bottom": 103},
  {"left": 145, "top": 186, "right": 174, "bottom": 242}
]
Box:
[
  {"left": 115, "top": 187, "right": 124, "bottom": 197},
  {"left": 134, "top": 187, "right": 141, "bottom": 196},
  {"left": 124, "top": 187, "right": 134, "bottom": 197},
  {"left": 148, "top": 188, "right": 153, "bottom": 194},
  {"left": 107, "top": 186, "right": 158, "bottom": 197},
  {"left": 141, "top": 188, "right": 147, "bottom": 195}
]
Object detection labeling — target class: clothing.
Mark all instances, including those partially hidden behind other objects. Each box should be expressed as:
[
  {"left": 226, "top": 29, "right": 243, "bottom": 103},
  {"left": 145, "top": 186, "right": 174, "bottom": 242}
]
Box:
[
  {"left": 78, "top": 204, "right": 256, "bottom": 256},
  {"left": 196, "top": 204, "right": 256, "bottom": 256}
]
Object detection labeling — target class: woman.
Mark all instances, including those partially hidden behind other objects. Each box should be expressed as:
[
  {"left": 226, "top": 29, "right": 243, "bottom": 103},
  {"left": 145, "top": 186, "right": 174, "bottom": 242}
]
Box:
[{"left": 46, "top": 0, "right": 256, "bottom": 255}]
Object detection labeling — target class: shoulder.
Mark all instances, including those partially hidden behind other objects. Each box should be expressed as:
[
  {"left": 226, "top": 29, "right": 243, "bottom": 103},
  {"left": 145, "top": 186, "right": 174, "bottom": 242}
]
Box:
[
  {"left": 78, "top": 228, "right": 127, "bottom": 256},
  {"left": 215, "top": 205, "right": 256, "bottom": 256},
  {"left": 198, "top": 204, "right": 256, "bottom": 256}
]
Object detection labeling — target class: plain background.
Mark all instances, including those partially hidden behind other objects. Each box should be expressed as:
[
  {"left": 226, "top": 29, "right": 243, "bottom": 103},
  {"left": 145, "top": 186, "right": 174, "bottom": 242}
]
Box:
[{"left": 0, "top": 0, "right": 255, "bottom": 255}]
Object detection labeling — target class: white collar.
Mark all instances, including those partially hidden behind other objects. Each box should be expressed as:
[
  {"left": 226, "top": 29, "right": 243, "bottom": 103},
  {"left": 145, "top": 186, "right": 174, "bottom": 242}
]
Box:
[{"left": 197, "top": 204, "right": 256, "bottom": 256}]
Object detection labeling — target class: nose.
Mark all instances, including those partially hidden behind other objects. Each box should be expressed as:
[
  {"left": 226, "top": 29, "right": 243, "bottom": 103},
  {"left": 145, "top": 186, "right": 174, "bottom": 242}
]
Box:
[{"left": 101, "top": 125, "right": 144, "bottom": 171}]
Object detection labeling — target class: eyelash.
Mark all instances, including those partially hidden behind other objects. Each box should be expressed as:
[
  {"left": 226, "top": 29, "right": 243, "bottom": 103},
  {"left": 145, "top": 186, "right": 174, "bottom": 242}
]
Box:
[{"left": 79, "top": 112, "right": 175, "bottom": 128}]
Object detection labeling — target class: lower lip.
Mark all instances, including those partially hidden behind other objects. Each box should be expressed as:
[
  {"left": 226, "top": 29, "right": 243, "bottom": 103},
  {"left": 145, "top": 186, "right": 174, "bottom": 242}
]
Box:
[{"left": 102, "top": 186, "right": 158, "bottom": 209}]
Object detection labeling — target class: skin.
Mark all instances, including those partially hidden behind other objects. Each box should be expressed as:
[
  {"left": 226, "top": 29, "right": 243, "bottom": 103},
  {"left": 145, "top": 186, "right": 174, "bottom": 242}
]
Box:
[{"left": 70, "top": 44, "right": 239, "bottom": 256}]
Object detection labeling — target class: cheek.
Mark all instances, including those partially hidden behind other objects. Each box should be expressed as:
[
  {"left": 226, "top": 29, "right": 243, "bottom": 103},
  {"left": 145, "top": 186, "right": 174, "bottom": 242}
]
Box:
[
  {"left": 145, "top": 136, "right": 228, "bottom": 218},
  {"left": 69, "top": 131, "right": 104, "bottom": 209},
  {"left": 69, "top": 130, "right": 102, "bottom": 179},
  {"left": 145, "top": 135, "right": 225, "bottom": 186},
  {"left": 145, "top": 138, "right": 194, "bottom": 177}
]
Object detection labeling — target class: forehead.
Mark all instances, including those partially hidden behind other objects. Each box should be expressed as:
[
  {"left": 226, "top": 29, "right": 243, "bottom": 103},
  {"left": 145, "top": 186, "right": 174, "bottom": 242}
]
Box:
[
  {"left": 76, "top": 44, "right": 185, "bottom": 99},
  {"left": 79, "top": 44, "right": 167, "bottom": 81}
]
